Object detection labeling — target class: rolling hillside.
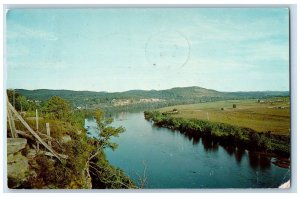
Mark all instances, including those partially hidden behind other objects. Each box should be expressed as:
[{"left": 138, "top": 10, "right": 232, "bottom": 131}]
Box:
[{"left": 14, "top": 87, "right": 289, "bottom": 112}]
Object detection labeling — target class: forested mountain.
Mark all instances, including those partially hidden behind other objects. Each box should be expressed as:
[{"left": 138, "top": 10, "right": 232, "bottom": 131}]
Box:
[
  {"left": 16, "top": 87, "right": 223, "bottom": 100},
  {"left": 14, "top": 86, "right": 289, "bottom": 113}
]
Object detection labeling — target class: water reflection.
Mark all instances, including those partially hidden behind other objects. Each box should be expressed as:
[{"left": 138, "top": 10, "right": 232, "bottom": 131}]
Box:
[
  {"left": 259, "top": 154, "right": 271, "bottom": 170},
  {"left": 192, "top": 135, "right": 200, "bottom": 145},
  {"left": 85, "top": 113, "right": 290, "bottom": 188},
  {"left": 234, "top": 148, "right": 245, "bottom": 164},
  {"left": 150, "top": 122, "right": 275, "bottom": 170},
  {"left": 114, "top": 112, "right": 129, "bottom": 121},
  {"left": 223, "top": 145, "right": 235, "bottom": 156},
  {"left": 248, "top": 151, "right": 271, "bottom": 170},
  {"left": 248, "top": 151, "right": 260, "bottom": 169},
  {"left": 85, "top": 113, "right": 287, "bottom": 176},
  {"left": 84, "top": 118, "right": 99, "bottom": 138},
  {"left": 201, "top": 137, "right": 219, "bottom": 152}
]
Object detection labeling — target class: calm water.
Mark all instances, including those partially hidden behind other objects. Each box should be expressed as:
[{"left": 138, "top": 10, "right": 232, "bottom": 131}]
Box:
[{"left": 85, "top": 112, "right": 290, "bottom": 188}]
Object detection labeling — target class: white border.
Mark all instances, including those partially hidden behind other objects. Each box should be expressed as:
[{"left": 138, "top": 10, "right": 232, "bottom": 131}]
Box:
[{"left": 1, "top": 1, "right": 299, "bottom": 196}]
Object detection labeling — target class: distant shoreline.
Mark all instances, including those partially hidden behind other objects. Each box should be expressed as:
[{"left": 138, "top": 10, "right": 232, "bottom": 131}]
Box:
[{"left": 8, "top": 86, "right": 290, "bottom": 94}]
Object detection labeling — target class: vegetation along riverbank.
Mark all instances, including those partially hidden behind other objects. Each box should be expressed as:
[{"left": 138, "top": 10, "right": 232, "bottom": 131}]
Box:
[
  {"left": 7, "top": 90, "right": 136, "bottom": 189},
  {"left": 144, "top": 109, "right": 290, "bottom": 158}
]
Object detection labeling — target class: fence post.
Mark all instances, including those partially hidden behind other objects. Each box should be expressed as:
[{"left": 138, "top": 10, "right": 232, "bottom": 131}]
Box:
[
  {"left": 7, "top": 101, "right": 65, "bottom": 161},
  {"left": 36, "top": 109, "right": 39, "bottom": 131},
  {"left": 7, "top": 107, "right": 18, "bottom": 138},
  {"left": 7, "top": 95, "right": 18, "bottom": 138},
  {"left": 46, "top": 123, "right": 51, "bottom": 146}
]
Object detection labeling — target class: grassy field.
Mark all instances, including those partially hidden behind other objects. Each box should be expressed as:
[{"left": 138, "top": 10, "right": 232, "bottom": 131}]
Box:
[{"left": 158, "top": 97, "right": 290, "bottom": 136}]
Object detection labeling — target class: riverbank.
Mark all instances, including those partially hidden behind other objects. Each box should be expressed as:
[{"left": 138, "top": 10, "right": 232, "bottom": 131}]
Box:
[
  {"left": 7, "top": 94, "right": 136, "bottom": 189},
  {"left": 93, "top": 112, "right": 290, "bottom": 188},
  {"left": 144, "top": 111, "right": 290, "bottom": 158}
]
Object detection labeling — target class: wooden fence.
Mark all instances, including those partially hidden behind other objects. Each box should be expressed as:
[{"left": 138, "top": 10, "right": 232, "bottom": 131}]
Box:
[{"left": 6, "top": 96, "right": 67, "bottom": 161}]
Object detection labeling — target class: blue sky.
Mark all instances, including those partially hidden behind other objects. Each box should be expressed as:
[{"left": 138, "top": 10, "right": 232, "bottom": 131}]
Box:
[{"left": 6, "top": 8, "right": 289, "bottom": 92}]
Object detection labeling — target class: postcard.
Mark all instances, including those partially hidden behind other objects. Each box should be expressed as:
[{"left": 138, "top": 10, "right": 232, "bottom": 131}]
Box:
[{"left": 5, "top": 7, "right": 290, "bottom": 189}]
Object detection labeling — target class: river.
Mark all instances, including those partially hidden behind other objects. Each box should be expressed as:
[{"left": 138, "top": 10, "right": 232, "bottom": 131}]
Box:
[{"left": 84, "top": 112, "right": 290, "bottom": 188}]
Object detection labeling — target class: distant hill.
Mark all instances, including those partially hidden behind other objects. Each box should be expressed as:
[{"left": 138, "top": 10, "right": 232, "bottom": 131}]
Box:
[
  {"left": 15, "top": 86, "right": 289, "bottom": 100},
  {"left": 15, "top": 86, "right": 226, "bottom": 101},
  {"left": 14, "top": 87, "right": 289, "bottom": 112}
]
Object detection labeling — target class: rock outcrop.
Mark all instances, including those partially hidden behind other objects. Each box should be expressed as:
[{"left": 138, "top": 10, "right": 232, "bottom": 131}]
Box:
[
  {"left": 7, "top": 138, "right": 27, "bottom": 155},
  {"left": 7, "top": 138, "right": 29, "bottom": 188}
]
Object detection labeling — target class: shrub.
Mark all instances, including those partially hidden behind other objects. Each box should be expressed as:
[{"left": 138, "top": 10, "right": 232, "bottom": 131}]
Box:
[{"left": 144, "top": 110, "right": 290, "bottom": 156}]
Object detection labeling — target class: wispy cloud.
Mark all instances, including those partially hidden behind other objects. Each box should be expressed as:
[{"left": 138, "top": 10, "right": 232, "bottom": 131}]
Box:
[
  {"left": 5, "top": 8, "right": 289, "bottom": 91},
  {"left": 184, "top": 11, "right": 288, "bottom": 42},
  {"left": 186, "top": 58, "right": 257, "bottom": 72},
  {"left": 7, "top": 24, "right": 58, "bottom": 41},
  {"left": 229, "top": 42, "right": 289, "bottom": 62},
  {"left": 6, "top": 46, "right": 29, "bottom": 57},
  {"left": 8, "top": 61, "right": 69, "bottom": 70}
]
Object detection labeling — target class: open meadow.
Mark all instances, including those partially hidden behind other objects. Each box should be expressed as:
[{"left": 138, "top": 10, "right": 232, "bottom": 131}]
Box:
[{"left": 159, "top": 97, "right": 290, "bottom": 136}]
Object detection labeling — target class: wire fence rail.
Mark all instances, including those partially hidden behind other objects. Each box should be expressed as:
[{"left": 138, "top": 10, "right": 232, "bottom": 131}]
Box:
[{"left": 6, "top": 96, "right": 67, "bottom": 161}]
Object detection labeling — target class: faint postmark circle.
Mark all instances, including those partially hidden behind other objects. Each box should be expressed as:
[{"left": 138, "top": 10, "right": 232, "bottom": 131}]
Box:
[{"left": 145, "top": 31, "right": 190, "bottom": 68}]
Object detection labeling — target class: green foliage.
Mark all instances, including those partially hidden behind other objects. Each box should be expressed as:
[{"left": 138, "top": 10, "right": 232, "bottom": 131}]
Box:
[
  {"left": 7, "top": 89, "right": 34, "bottom": 111},
  {"left": 16, "top": 96, "right": 30, "bottom": 111},
  {"left": 45, "top": 96, "right": 71, "bottom": 119},
  {"left": 144, "top": 111, "right": 290, "bottom": 156},
  {"left": 19, "top": 108, "right": 133, "bottom": 189},
  {"left": 86, "top": 109, "right": 134, "bottom": 188},
  {"left": 15, "top": 87, "right": 289, "bottom": 115},
  {"left": 11, "top": 92, "right": 134, "bottom": 189},
  {"left": 19, "top": 117, "right": 94, "bottom": 189},
  {"left": 94, "top": 109, "right": 105, "bottom": 123},
  {"left": 7, "top": 89, "right": 20, "bottom": 104},
  {"left": 66, "top": 110, "right": 86, "bottom": 127},
  {"left": 92, "top": 109, "right": 125, "bottom": 150},
  {"left": 89, "top": 150, "right": 136, "bottom": 189}
]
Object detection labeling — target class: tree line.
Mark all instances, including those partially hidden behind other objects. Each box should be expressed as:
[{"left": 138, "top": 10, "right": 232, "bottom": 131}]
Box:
[
  {"left": 7, "top": 90, "right": 136, "bottom": 189},
  {"left": 144, "top": 111, "right": 290, "bottom": 157}
]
